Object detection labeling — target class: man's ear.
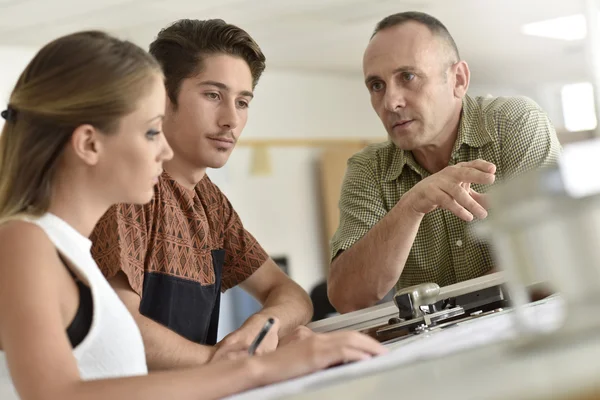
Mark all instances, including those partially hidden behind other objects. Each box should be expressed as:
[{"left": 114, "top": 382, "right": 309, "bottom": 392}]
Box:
[
  {"left": 453, "top": 60, "right": 470, "bottom": 98},
  {"left": 70, "top": 124, "right": 102, "bottom": 166}
]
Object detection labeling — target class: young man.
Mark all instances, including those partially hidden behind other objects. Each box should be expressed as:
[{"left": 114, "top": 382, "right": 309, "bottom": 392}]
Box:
[
  {"left": 90, "top": 19, "right": 313, "bottom": 370},
  {"left": 327, "top": 12, "right": 562, "bottom": 313}
]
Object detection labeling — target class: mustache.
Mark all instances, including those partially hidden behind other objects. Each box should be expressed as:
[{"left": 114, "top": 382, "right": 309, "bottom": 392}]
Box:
[{"left": 206, "top": 131, "right": 237, "bottom": 143}]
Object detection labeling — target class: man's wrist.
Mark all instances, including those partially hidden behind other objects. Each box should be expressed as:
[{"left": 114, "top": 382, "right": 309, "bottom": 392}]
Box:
[{"left": 396, "top": 191, "right": 425, "bottom": 221}]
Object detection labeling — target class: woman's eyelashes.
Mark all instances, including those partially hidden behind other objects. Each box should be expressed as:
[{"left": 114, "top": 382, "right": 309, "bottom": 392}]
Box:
[{"left": 145, "top": 129, "right": 161, "bottom": 140}]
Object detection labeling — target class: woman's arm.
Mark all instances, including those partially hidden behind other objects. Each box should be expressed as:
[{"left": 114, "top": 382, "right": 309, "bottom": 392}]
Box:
[{"left": 0, "top": 221, "right": 387, "bottom": 400}]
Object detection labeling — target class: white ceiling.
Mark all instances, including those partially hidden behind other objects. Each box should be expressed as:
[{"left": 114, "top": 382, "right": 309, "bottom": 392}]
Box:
[{"left": 0, "top": 0, "right": 593, "bottom": 86}]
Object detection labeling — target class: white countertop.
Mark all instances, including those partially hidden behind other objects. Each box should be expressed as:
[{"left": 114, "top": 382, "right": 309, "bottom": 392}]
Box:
[{"left": 229, "top": 296, "right": 600, "bottom": 400}]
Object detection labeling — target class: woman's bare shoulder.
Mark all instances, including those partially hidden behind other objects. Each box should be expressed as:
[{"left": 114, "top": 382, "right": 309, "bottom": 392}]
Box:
[{"left": 0, "top": 219, "right": 60, "bottom": 281}]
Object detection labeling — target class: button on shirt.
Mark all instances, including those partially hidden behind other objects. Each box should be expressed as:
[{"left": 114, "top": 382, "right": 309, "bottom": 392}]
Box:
[{"left": 330, "top": 95, "right": 562, "bottom": 290}]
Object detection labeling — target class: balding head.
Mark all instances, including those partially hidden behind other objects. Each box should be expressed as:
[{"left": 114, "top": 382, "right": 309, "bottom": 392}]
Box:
[
  {"left": 372, "top": 11, "right": 460, "bottom": 65},
  {"left": 362, "top": 12, "right": 470, "bottom": 152}
]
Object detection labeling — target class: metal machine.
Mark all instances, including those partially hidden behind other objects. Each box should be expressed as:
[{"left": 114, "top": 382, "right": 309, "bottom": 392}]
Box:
[{"left": 308, "top": 272, "right": 509, "bottom": 343}]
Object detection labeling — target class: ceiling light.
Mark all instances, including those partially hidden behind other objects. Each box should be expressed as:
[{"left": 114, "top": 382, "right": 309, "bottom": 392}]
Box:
[{"left": 522, "top": 14, "right": 587, "bottom": 41}]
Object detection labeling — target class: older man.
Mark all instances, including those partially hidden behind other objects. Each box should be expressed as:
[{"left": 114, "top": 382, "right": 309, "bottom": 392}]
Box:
[{"left": 328, "top": 12, "right": 561, "bottom": 313}]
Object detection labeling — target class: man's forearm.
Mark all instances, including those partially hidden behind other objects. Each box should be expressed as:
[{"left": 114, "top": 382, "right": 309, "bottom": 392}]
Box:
[
  {"left": 255, "top": 281, "right": 312, "bottom": 337},
  {"left": 134, "top": 312, "right": 215, "bottom": 371},
  {"left": 328, "top": 195, "right": 424, "bottom": 313}
]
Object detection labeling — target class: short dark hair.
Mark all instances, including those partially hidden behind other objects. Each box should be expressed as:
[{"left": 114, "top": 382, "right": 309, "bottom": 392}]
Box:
[
  {"left": 373, "top": 11, "right": 460, "bottom": 61},
  {"left": 149, "top": 19, "right": 266, "bottom": 106}
]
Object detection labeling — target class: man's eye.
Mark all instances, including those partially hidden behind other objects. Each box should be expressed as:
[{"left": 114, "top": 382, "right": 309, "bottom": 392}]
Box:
[{"left": 371, "top": 82, "right": 384, "bottom": 92}]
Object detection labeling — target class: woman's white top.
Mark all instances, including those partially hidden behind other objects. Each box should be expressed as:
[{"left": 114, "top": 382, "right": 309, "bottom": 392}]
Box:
[{"left": 0, "top": 213, "right": 148, "bottom": 399}]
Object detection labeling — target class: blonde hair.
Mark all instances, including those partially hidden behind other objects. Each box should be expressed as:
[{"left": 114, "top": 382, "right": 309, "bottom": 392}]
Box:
[{"left": 0, "top": 31, "right": 162, "bottom": 221}]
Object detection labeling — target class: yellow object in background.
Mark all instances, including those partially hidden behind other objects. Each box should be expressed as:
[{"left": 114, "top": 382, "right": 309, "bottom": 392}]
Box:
[{"left": 250, "top": 145, "right": 272, "bottom": 176}]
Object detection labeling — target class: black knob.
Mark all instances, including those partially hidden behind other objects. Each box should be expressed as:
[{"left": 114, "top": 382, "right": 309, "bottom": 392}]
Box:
[{"left": 394, "top": 293, "right": 414, "bottom": 319}]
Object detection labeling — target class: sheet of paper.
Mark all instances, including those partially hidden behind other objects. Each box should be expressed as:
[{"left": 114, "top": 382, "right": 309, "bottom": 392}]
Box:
[{"left": 225, "top": 296, "right": 564, "bottom": 400}]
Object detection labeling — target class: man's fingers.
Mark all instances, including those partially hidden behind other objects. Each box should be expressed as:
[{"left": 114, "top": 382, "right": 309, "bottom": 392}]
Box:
[
  {"left": 435, "top": 189, "right": 474, "bottom": 222},
  {"left": 455, "top": 167, "right": 495, "bottom": 185},
  {"left": 320, "top": 332, "right": 387, "bottom": 367},
  {"left": 469, "top": 190, "right": 490, "bottom": 210},
  {"left": 447, "top": 185, "right": 488, "bottom": 219},
  {"left": 327, "top": 348, "right": 372, "bottom": 367},
  {"left": 342, "top": 332, "right": 388, "bottom": 356},
  {"left": 459, "top": 159, "right": 496, "bottom": 174},
  {"left": 452, "top": 159, "right": 496, "bottom": 185}
]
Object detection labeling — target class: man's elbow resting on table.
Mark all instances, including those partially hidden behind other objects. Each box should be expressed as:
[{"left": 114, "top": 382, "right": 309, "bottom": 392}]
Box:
[{"left": 328, "top": 257, "right": 391, "bottom": 314}]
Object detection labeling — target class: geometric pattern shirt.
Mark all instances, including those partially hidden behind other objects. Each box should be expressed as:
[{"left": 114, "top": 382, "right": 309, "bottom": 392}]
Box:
[{"left": 90, "top": 171, "right": 268, "bottom": 344}]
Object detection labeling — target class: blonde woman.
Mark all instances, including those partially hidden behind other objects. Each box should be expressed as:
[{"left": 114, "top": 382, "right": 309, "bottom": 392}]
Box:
[{"left": 0, "top": 31, "right": 386, "bottom": 400}]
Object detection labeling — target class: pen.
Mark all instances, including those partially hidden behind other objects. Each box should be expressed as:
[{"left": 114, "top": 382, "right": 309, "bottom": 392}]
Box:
[{"left": 248, "top": 317, "right": 275, "bottom": 355}]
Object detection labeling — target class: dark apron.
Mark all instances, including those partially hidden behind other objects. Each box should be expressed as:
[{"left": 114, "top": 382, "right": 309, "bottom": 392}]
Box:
[{"left": 139, "top": 249, "right": 224, "bottom": 345}]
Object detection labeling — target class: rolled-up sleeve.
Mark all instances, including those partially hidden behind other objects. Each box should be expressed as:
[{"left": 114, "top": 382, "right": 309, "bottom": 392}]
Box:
[{"left": 330, "top": 156, "right": 387, "bottom": 262}]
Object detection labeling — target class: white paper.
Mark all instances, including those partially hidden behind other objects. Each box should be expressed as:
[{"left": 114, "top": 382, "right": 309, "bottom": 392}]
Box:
[{"left": 226, "top": 297, "right": 564, "bottom": 400}]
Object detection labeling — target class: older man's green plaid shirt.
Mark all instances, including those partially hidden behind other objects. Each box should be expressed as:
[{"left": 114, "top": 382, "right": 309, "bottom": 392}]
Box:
[{"left": 330, "top": 94, "right": 562, "bottom": 290}]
